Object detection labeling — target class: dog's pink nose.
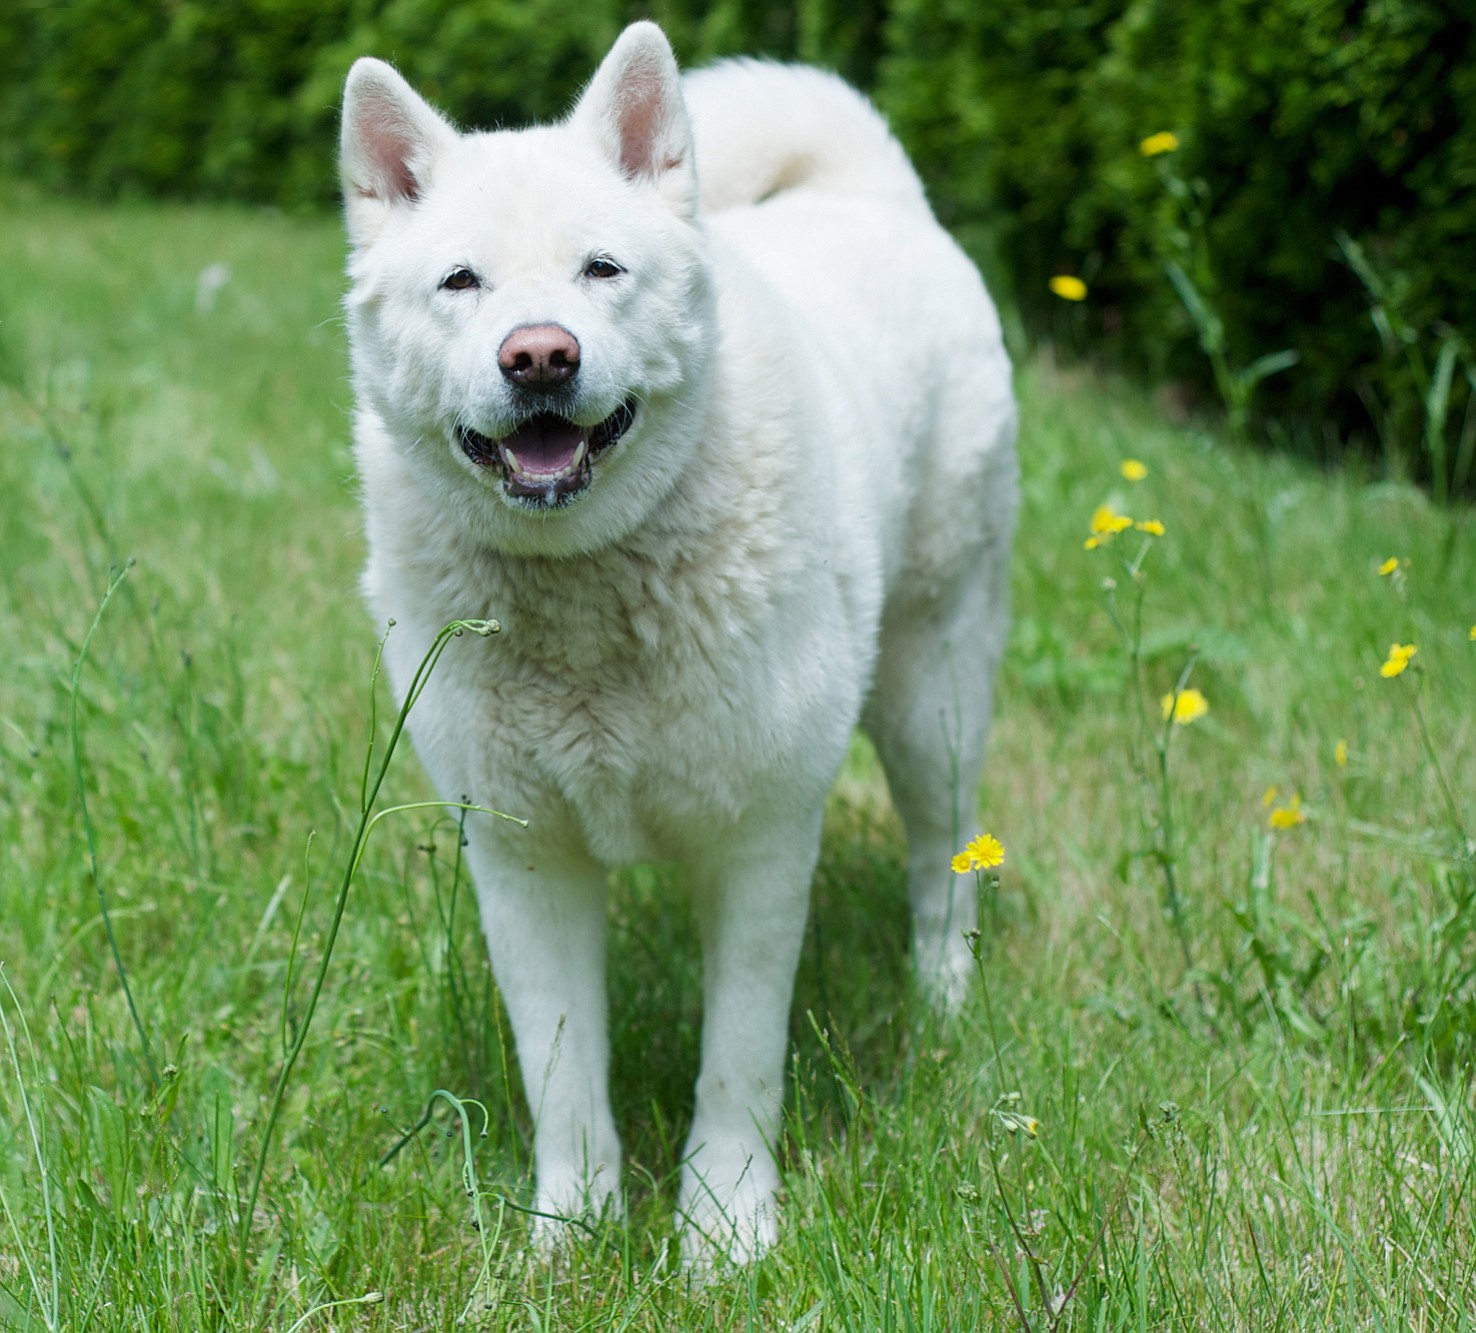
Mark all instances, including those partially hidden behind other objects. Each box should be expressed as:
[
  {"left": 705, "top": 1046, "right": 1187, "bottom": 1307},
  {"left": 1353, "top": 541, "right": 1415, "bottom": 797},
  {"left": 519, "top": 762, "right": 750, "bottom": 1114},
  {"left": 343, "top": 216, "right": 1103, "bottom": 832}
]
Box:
[{"left": 499, "top": 324, "right": 580, "bottom": 388}]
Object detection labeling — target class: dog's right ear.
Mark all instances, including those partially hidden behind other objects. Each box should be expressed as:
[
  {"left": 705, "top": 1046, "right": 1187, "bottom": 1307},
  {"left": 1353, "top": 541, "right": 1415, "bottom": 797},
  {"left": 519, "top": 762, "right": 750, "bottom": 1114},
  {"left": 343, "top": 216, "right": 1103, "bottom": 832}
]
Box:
[{"left": 340, "top": 58, "right": 457, "bottom": 244}]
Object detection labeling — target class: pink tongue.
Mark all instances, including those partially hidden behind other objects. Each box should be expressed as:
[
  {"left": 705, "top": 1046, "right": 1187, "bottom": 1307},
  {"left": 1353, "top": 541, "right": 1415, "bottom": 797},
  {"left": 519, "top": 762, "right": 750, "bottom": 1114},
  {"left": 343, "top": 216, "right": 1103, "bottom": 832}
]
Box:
[{"left": 501, "top": 415, "right": 587, "bottom": 474}]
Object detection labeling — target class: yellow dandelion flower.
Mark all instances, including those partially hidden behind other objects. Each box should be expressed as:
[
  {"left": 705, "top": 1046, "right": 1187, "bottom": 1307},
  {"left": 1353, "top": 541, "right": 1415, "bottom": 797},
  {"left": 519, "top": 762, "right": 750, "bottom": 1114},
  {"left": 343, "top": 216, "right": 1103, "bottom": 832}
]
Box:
[
  {"left": 1083, "top": 536, "right": 1102, "bottom": 550},
  {"left": 953, "top": 833, "right": 1005, "bottom": 874},
  {"left": 1135, "top": 519, "right": 1166, "bottom": 536},
  {"left": 1140, "top": 131, "right": 1180, "bottom": 157},
  {"left": 1050, "top": 275, "right": 1088, "bottom": 302},
  {"left": 1377, "top": 557, "right": 1399, "bottom": 576},
  {"left": 1334, "top": 738, "right": 1348, "bottom": 768},
  {"left": 967, "top": 833, "right": 1005, "bottom": 869},
  {"left": 1090, "top": 505, "right": 1134, "bottom": 536},
  {"left": 1268, "top": 793, "right": 1307, "bottom": 830},
  {"left": 1379, "top": 642, "right": 1417, "bottom": 678},
  {"left": 1261, "top": 784, "right": 1279, "bottom": 807},
  {"left": 1161, "top": 687, "right": 1209, "bottom": 725},
  {"left": 1120, "top": 459, "right": 1148, "bottom": 481},
  {"left": 1469, "top": 625, "right": 1475, "bottom": 640}
]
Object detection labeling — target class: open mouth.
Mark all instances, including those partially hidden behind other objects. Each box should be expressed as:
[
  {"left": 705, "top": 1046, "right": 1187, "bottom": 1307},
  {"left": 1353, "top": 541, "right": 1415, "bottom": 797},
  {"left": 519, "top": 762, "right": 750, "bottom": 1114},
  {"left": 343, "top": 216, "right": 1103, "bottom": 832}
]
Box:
[{"left": 456, "top": 398, "right": 637, "bottom": 505}]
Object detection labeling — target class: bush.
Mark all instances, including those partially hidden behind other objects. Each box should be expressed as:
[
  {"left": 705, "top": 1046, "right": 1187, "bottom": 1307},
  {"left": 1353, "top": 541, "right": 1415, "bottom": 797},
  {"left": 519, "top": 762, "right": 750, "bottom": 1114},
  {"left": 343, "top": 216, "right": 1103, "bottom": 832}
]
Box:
[
  {"left": 0, "top": 0, "right": 888, "bottom": 209},
  {"left": 0, "top": 2, "right": 343, "bottom": 202},
  {"left": 0, "top": 0, "right": 630, "bottom": 207},
  {"left": 880, "top": 0, "right": 1476, "bottom": 490}
]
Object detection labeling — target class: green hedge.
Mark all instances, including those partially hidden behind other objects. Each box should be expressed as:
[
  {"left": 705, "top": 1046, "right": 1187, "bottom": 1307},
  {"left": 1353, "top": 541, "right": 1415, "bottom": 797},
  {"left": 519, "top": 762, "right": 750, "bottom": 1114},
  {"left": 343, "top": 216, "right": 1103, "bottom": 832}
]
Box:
[
  {"left": 880, "top": 0, "right": 1476, "bottom": 489},
  {"left": 2, "top": 0, "right": 1471, "bottom": 489},
  {"left": 0, "top": 0, "right": 887, "bottom": 207},
  {"left": 0, "top": 1, "right": 627, "bottom": 205}
]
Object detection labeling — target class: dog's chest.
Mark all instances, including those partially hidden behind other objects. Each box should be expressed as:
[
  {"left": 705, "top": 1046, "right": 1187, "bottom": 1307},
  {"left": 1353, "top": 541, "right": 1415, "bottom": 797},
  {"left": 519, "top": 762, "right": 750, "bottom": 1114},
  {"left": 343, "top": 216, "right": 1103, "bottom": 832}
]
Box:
[{"left": 442, "top": 533, "right": 797, "bottom": 862}]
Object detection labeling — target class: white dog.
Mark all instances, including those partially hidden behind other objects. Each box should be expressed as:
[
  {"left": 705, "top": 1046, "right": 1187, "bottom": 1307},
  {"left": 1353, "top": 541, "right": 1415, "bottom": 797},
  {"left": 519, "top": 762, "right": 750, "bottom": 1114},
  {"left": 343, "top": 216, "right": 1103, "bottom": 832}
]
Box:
[{"left": 339, "top": 22, "right": 1016, "bottom": 1264}]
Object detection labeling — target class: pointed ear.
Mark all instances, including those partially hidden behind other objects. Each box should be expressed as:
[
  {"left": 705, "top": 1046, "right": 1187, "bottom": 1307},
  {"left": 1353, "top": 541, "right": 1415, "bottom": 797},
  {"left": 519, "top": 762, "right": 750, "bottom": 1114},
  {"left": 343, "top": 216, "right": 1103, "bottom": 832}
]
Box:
[
  {"left": 570, "top": 23, "right": 696, "bottom": 217},
  {"left": 340, "top": 58, "right": 457, "bottom": 242}
]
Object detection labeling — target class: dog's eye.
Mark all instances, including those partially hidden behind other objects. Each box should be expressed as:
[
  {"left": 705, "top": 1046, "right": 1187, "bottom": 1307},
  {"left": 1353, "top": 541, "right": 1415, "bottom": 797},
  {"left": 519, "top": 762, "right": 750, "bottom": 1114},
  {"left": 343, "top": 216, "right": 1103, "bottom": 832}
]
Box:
[
  {"left": 441, "top": 268, "right": 480, "bottom": 292},
  {"left": 583, "top": 256, "right": 623, "bottom": 280}
]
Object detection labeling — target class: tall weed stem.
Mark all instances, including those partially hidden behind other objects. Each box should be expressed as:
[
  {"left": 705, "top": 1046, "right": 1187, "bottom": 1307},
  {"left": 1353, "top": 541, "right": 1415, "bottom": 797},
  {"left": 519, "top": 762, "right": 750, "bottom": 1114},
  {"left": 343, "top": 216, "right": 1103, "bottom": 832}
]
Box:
[
  {"left": 385, "top": 1090, "right": 512, "bottom": 1322},
  {"left": 234, "top": 618, "right": 518, "bottom": 1291},
  {"left": 70, "top": 559, "right": 160, "bottom": 1085},
  {"left": 1155, "top": 162, "right": 1298, "bottom": 438}
]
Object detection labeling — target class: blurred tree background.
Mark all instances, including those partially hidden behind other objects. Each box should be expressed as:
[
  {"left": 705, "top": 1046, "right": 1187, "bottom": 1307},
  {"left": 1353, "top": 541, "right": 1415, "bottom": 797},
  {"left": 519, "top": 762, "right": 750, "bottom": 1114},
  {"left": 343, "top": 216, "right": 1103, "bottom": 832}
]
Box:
[{"left": 2, "top": 0, "right": 1471, "bottom": 490}]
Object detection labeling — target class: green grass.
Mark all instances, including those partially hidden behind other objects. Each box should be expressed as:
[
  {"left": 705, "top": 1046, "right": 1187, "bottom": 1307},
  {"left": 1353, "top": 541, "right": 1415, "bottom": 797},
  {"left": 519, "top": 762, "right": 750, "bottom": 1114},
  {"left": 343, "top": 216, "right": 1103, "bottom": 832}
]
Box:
[{"left": 1, "top": 180, "right": 1473, "bottom": 1330}]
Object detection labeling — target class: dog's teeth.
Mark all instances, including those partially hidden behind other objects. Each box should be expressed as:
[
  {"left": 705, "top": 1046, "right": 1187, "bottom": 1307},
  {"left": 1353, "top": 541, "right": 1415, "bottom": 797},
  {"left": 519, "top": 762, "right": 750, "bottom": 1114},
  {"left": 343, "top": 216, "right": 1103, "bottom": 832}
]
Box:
[
  {"left": 572, "top": 439, "right": 587, "bottom": 469},
  {"left": 503, "top": 446, "right": 524, "bottom": 476}
]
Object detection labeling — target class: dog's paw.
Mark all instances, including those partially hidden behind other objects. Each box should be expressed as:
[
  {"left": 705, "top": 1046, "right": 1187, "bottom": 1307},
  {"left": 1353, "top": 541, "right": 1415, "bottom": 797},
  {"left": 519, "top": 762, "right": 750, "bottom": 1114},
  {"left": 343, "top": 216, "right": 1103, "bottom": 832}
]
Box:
[
  {"left": 676, "top": 1148, "right": 780, "bottom": 1270},
  {"left": 526, "top": 1170, "right": 623, "bottom": 1259},
  {"left": 915, "top": 930, "right": 977, "bottom": 1013}
]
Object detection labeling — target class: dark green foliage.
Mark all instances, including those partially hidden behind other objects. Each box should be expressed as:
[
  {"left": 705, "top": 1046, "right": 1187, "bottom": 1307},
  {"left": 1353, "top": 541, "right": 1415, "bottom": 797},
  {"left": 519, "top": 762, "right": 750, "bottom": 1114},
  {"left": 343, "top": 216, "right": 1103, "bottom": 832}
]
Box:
[
  {"left": 1, "top": 0, "right": 1471, "bottom": 485},
  {"left": 1097, "top": 0, "right": 1476, "bottom": 484},
  {"left": 2, "top": 2, "right": 341, "bottom": 202},
  {"left": 879, "top": 0, "right": 1127, "bottom": 316},
  {"left": 880, "top": 0, "right": 1476, "bottom": 487},
  {"left": 0, "top": 0, "right": 628, "bottom": 207},
  {"left": 0, "top": 0, "right": 886, "bottom": 209}
]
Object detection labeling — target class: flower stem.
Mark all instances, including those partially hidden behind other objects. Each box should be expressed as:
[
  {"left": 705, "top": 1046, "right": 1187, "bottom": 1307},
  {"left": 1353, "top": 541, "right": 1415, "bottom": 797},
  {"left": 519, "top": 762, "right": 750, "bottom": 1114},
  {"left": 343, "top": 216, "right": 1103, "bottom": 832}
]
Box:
[
  {"left": 1410, "top": 680, "right": 1468, "bottom": 845},
  {"left": 1155, "top": 653, "right": 1201, "bottom": 983}
]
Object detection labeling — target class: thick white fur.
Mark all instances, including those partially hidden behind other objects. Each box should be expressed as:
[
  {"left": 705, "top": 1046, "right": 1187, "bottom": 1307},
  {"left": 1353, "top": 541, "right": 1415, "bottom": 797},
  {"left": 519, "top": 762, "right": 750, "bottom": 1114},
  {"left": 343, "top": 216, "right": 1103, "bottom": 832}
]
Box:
[{"left": 340, "top": 22, "right": 1016, "bottom": 1265}]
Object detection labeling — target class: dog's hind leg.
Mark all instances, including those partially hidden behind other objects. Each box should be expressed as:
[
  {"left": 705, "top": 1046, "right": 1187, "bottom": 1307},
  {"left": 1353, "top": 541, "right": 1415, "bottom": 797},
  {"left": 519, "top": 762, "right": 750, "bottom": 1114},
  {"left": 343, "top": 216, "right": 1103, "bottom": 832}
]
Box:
[{"left": 864, "top": 544, "right": 1011, "bottom": 1010}]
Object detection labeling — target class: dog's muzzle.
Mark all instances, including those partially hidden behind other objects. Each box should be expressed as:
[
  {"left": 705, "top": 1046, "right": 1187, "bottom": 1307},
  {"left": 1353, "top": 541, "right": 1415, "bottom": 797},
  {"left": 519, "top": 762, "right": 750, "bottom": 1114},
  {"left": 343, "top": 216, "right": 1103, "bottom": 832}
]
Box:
[{"left": 457, "top": 398, "right": 638, "bottom": 506}]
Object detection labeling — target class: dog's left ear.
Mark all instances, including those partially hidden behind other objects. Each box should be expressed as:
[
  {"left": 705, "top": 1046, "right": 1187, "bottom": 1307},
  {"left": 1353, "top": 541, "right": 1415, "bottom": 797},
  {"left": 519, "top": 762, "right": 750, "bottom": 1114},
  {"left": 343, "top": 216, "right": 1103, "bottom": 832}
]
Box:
[{"left": 571, "top": 22, "right": 696, "bottom": 218}]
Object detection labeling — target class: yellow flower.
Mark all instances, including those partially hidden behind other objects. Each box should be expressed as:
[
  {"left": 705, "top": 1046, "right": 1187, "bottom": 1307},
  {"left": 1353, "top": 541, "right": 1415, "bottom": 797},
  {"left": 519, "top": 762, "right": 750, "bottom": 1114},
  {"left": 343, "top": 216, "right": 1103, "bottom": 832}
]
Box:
[
  {"left": 1090, "top": 505, "right": 1134, "bottom": 536},
  {"left": 1050, "top": 275, "right": 1088, "bottom": 302},
  {"left": 1261, "top": 784, "right": 1279, "bottom": 807},
  {"left": 1268, "top": 793, "right": 1307, "bottom": 830},
  {"left": 1161, "top": 687, "right": 1209, "bottom": 725},
  {"left": 1379, "top": 642, "right": 1417, "bottom": 678},
  {"left": 1469, "top": 625, "right": 1475, "bottom": 640},
  {"left": 1120, "top": 459, "right": 1148, "bottom": 481},
  {"left": 1139, "top": 131, "right": 1180, "bottom": 157},
  {"left": 952, "top": 833, "right": 1005, "bottom": 874},
  {"left": 968, "top": 833, "right": 1006, "bottom": 869},
  {"left": 1085, "top": 506, "right": 1156, "bottom": 547},
  {"left": 1377, "top": 557, "right": 1399, "bottom": 576},
  {"left": 1334, "top": 738, "right": 1348, "bottom": 768}
]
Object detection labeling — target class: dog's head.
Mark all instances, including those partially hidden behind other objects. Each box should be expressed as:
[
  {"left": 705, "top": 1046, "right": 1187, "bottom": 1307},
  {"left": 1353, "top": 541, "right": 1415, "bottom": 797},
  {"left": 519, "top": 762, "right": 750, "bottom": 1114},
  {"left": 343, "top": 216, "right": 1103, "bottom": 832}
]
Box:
[{"left": 340, "top": 23, "right": 712, "bottom": 555}]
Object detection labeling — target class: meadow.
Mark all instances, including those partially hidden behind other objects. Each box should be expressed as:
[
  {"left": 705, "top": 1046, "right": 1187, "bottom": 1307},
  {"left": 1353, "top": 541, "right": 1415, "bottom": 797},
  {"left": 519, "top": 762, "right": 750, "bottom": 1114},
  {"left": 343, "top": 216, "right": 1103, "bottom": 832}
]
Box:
[{"left": 0, "top": 181, "right": 1473, "bottom": 1330}]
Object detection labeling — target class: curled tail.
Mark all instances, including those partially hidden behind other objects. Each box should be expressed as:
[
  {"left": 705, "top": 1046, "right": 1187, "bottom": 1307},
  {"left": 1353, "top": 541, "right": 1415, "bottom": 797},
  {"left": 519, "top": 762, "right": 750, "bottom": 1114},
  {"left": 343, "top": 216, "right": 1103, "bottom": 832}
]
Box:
[{"left": 681, "top": 59, "right": 929, "bottom": 214}]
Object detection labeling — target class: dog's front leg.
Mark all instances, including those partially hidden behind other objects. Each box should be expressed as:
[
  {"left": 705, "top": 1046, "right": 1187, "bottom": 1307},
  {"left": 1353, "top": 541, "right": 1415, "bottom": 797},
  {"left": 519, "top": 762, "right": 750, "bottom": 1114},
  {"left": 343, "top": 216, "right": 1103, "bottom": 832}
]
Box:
[
  {"left": 678, "top": 806, "right": 822, "bottom": 1266},
  {"left": 469, "top": 838, "right": 620, "bottom": 1245}
]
